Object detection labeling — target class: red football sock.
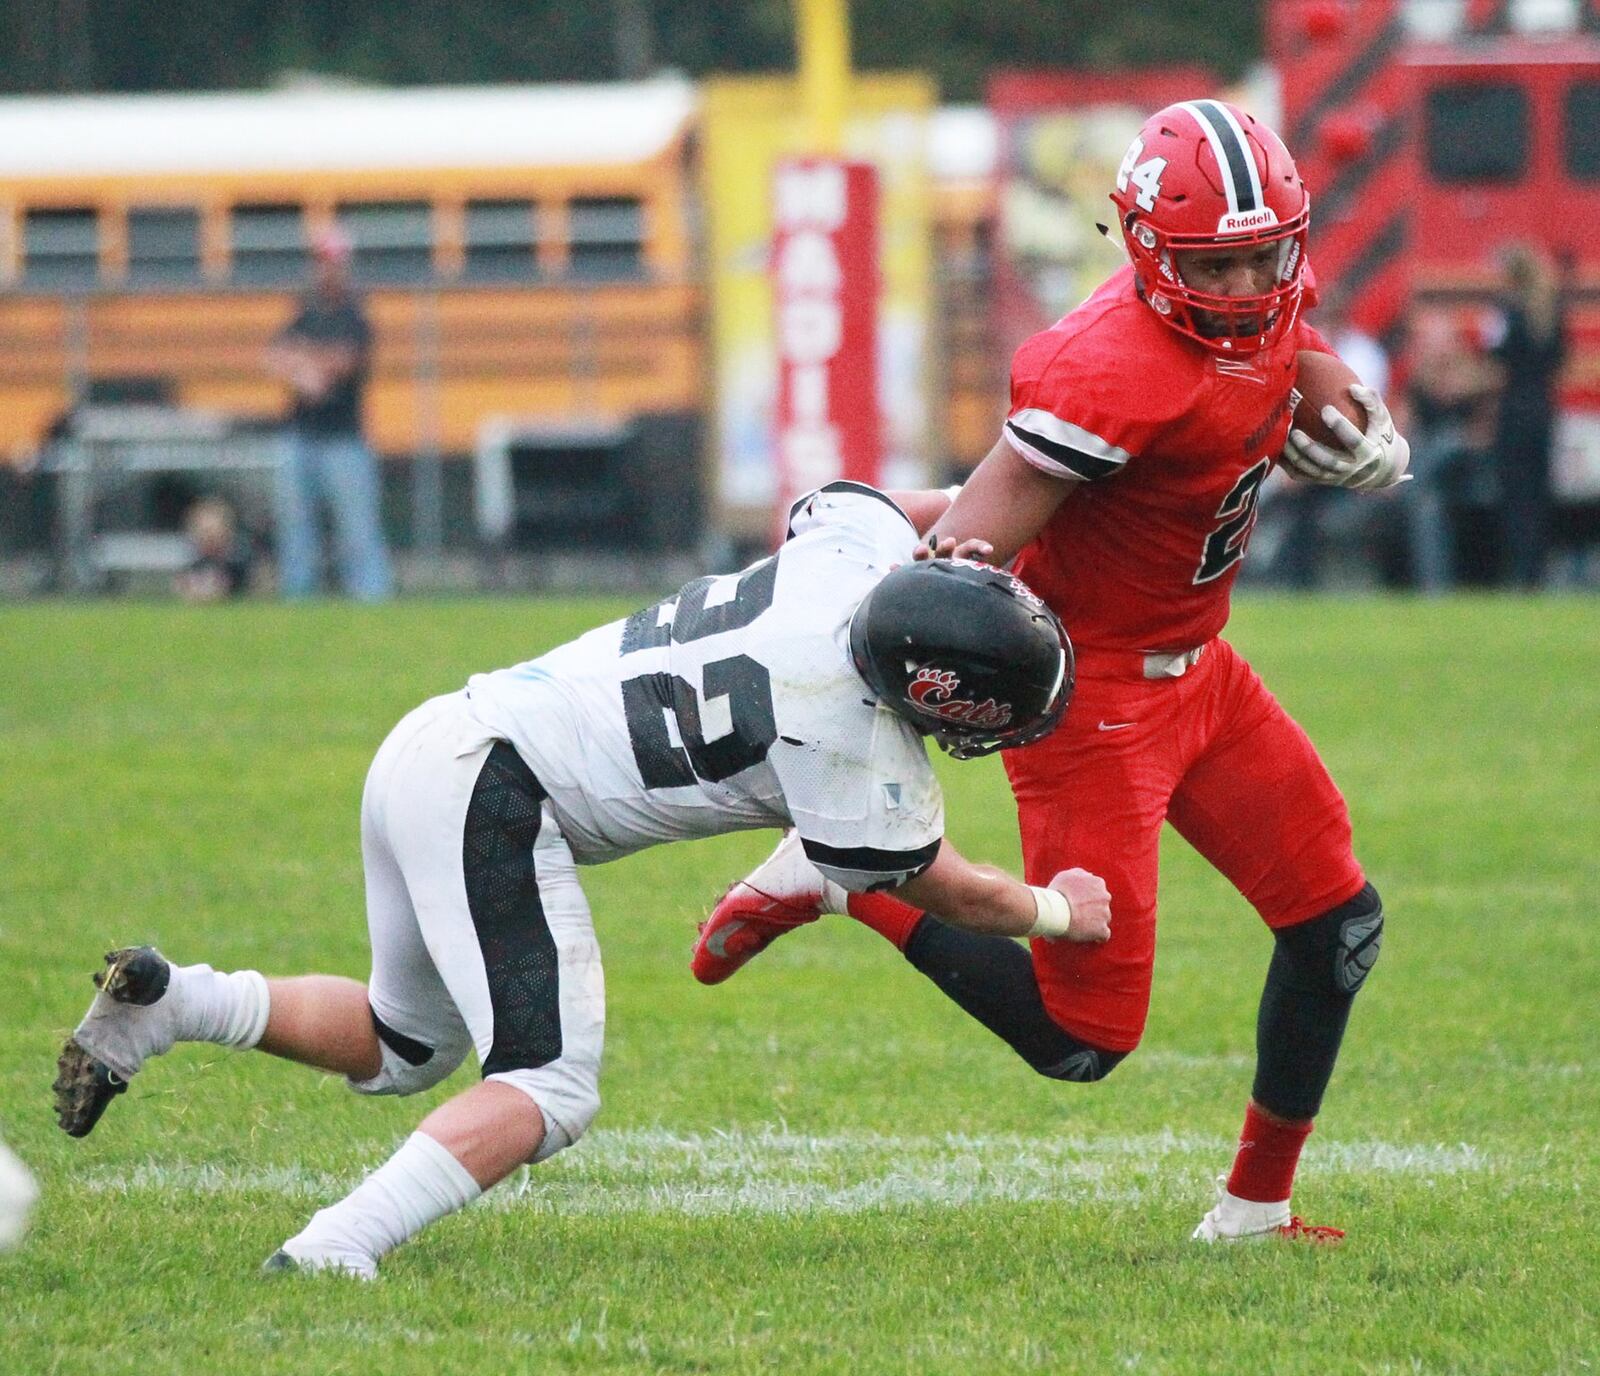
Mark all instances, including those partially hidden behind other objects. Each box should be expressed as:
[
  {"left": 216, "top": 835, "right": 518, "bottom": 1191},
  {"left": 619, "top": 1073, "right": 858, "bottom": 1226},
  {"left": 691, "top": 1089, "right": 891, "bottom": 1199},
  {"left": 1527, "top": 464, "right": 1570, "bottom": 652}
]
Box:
[
  {"left": 844, "top": 892, "right": 925, "bottom": 951},
  {"left": 1226, "top": 1101, "right": 1314, "bottom": 1203}
]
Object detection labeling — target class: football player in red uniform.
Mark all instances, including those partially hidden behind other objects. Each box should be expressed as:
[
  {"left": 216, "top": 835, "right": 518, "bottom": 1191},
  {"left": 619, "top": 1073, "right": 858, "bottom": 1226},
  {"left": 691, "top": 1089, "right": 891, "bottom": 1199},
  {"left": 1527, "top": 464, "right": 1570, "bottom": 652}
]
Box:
[{"left": 695, "top": 100, "right": 1408, "bottom": 1242}]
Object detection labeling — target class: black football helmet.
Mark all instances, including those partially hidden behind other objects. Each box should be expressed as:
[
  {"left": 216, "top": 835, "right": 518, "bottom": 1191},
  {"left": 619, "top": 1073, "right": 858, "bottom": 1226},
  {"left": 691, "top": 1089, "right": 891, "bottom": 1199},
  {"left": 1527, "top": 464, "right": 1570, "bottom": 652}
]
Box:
[{"left": 848, "top": 558, "right": 1074, "bottom": 759}]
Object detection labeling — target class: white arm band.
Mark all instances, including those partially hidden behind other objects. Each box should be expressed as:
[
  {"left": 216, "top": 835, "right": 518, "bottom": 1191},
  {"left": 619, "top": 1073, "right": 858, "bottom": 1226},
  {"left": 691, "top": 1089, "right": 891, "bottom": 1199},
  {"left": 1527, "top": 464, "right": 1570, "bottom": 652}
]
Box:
[{"left": 1025, "top": 884, "right": 1073, "bottom": 939}]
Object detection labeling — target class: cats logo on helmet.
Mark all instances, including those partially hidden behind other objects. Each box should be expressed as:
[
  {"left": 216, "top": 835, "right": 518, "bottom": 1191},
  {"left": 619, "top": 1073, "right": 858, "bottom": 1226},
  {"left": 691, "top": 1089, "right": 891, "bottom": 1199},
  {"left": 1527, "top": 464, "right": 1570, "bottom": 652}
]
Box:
[{"left": 906, "top": 666, "right": 1013, "bottom": 730}]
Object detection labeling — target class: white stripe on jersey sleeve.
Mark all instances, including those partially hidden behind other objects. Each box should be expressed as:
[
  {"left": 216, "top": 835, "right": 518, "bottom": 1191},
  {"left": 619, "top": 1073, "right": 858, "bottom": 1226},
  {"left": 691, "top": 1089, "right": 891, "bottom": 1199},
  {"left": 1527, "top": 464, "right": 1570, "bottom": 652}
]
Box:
[{"left": 1003, "top": 407, "right": 1131, "bottom": 482}]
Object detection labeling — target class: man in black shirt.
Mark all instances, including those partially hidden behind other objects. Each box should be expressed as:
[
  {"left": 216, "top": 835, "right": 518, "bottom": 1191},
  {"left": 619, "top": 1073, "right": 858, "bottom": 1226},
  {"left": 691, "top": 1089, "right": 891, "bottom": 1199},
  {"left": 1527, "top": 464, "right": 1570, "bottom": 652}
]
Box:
[
  {"left": 266, "top": 227, "right": 394, "bottom": 600},
  {"left": 1489, "top": 244, "right": 1568, "bottom": 590}
]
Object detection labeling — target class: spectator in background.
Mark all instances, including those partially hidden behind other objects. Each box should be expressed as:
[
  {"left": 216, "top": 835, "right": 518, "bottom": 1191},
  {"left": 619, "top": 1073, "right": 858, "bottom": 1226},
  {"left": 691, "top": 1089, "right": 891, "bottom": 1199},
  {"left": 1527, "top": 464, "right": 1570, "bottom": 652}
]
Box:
[
  {"left": 1399, "top": 308, "right": 1499, "bottom": 593},
  {"left": 1487, "top": 244, "right": 1568, "bottom": 590},
  {"left": 1324, "top": 299, "right": 1390, "bottom": 399},
  {"left": 264, "top": 227, "right": 394, "bottom": 602},
  {"left": 173, "top": 495, "right": 258, "bottom": 603}
]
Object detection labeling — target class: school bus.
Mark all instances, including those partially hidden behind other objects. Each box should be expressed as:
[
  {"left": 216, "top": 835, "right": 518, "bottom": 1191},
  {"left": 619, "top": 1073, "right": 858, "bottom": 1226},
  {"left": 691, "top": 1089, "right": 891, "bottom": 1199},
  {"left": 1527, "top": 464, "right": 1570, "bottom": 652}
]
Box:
[{"left": 0, "top": 80, "right": 702, "bottom": 487}]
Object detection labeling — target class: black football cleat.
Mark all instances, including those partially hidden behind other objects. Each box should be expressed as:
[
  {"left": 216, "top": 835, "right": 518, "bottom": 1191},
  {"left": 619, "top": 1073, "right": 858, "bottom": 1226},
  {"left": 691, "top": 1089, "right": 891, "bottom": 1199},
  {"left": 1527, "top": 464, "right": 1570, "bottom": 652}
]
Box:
[
  {"left": 52, "top": 1042, "right": 129, "bottom": 1139},
  {"left": 53, "top": 947, "right": 175, "bottom": 1139}
]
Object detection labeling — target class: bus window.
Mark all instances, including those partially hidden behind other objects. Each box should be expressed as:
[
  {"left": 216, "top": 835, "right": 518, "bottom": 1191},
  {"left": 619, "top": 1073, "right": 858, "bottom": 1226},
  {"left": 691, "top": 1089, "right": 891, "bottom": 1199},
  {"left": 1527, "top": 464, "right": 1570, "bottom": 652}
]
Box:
[
  {"left": 127, "top": 207, "right": 202, "bottom": 286},
  {"left": 1424, "top": 82, "right": 1529, "bottom": 182},
  {"left": 1566, "top": 80, "right": 1600, "bottom": 180},
  {"left": 339, "top": 201, "right": 435, "bottom": 284},
  {"left": 463, "top": 199, "right": 541, "bottom": 282},
  {"left": 568, "top": 197, "right": 645, "bottom": 280},
  {"left": 232, "top": 204, "right": 307, "bottom": 285},
  {"left": 22, "top": 207, "right": 100, "bottom": 289}
]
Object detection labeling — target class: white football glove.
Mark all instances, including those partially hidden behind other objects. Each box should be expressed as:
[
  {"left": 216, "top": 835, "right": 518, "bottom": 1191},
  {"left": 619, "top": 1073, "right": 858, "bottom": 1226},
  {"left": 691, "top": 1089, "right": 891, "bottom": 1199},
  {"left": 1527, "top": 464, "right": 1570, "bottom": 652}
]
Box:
[{"left": 1282, "top": 384, "right": 1410, "bottom": 492}]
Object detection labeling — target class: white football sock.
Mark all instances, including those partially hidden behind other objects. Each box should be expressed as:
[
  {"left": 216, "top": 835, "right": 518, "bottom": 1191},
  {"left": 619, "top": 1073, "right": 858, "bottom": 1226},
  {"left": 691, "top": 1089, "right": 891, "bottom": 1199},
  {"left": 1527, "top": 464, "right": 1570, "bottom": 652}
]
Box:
[
  {"left": 1212, "top": 1188, "right": 1292, "bottom": 1234},
  {"left": 170, "top": 963, "right": 271, "bottom": 1050},
  {"left": 279, "top": 1132, "right": 482, "bottom": 1278}
]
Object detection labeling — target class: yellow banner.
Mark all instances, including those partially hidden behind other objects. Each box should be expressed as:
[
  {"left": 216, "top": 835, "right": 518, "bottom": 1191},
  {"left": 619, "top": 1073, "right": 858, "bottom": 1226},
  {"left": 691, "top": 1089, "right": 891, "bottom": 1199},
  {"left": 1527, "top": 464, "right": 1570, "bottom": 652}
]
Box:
[{"left": 701, "top": 74, "right": 935, "bottom": 536}]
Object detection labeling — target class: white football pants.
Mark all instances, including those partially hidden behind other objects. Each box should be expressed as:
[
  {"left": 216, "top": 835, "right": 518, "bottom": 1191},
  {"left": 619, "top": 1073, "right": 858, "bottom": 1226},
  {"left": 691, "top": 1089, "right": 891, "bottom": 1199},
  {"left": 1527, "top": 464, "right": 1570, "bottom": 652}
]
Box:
[{"left": 355, "top": 691, "right": 605, "bottom": 1160}]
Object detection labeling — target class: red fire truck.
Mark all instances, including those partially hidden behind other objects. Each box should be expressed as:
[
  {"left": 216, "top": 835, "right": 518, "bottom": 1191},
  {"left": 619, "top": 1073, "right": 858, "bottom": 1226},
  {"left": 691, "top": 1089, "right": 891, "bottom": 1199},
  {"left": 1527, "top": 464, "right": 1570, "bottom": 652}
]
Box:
[{"left": 1270, "top": 0, "right": 1600, "bottom": 503}]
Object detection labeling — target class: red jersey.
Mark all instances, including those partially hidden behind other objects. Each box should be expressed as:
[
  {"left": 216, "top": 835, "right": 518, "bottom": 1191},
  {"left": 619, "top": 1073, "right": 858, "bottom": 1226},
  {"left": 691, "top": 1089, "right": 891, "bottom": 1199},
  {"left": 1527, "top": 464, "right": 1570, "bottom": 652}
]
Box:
[{"left": 1006, "top": 265, "right": 1332, "bottom": 653}]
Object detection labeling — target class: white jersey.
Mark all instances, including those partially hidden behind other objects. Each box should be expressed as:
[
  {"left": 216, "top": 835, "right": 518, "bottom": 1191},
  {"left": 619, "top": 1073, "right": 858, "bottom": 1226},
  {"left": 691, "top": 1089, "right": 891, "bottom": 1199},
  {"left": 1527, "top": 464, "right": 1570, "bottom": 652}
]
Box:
[{"left": 465, "top": 483, "right": 944, "bottom": 891}]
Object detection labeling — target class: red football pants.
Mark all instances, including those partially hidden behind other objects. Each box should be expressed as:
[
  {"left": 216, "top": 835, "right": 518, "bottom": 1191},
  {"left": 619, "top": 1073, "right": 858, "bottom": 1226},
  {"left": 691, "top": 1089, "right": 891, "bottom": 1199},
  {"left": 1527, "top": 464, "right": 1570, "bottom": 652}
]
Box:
[{"left": 1003, "top": 638, "right": 1365, "bottom": 1053}]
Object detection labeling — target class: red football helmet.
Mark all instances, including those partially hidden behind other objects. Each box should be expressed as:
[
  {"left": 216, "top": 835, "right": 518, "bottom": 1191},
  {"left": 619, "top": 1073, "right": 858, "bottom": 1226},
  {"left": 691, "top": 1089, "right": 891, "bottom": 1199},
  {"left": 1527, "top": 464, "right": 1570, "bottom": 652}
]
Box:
[{"left": 1110, "top": 99, "right": 1311, "bottom": 355}]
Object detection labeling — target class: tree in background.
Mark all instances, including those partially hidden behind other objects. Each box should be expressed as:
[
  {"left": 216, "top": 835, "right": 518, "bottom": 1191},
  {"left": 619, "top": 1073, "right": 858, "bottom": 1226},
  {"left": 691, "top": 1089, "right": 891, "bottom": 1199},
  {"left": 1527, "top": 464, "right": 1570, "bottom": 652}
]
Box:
[{"left": 0, "top": 1, "right": 1260, "bottom": 100}]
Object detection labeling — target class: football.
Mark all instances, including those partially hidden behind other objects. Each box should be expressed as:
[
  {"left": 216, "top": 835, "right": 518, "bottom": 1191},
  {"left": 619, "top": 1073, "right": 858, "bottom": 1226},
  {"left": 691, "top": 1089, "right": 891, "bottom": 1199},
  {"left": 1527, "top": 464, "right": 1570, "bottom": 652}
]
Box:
[{"left": 1293, "top": 349, "right": 1366, "bottom": 449}]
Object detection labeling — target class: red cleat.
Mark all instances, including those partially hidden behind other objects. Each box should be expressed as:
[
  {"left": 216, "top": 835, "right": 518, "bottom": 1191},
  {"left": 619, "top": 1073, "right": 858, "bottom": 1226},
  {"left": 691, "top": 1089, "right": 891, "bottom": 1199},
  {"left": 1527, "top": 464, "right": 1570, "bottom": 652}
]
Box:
[
  {"left": 692, "top": 832, "right": 825, "bottom": 985},
  {"left": 1277, "top": 1217, "right": 1345, "bottom": 1244}
]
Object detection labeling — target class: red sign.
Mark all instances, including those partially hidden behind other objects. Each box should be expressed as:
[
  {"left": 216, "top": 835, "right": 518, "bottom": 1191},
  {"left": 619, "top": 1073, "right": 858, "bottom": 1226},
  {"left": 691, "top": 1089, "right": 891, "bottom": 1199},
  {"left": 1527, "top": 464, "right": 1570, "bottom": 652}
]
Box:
[{"left": 771, "top": 158, "right": 881, "bottom": 526}]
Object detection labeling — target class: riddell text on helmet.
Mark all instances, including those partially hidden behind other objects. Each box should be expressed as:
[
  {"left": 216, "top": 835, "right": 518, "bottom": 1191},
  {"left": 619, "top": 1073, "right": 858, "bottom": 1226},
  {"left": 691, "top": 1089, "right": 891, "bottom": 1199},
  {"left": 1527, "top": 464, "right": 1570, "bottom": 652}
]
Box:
[{"left": 1218, "top": 208, "right": 1279, "bottom": 234}]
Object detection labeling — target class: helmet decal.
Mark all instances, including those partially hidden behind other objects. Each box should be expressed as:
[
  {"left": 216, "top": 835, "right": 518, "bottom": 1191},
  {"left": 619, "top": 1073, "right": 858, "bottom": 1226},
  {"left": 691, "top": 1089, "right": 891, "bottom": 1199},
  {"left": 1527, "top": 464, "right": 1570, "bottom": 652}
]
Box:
[
  {"left": 1005, "top": 574, "right": 1045, "bottom": 609},
  {"left": 906, "top": 666, "right": 1014, "bottom": 730},
  {"left": 1218, "top": 208, "right": 1280, "bottom": 235},
  {"left": 1178, "top": 99, "right": 1265, "bottom": 217}
]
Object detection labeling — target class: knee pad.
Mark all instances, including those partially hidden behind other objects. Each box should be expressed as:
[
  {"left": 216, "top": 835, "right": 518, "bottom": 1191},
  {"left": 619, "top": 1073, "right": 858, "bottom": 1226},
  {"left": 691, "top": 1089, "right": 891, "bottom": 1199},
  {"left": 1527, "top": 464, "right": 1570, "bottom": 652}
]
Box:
[
  {"left": 487, "top": 1067, "right": 601, "bottom": 1164},
  {"left": 1036, "top": 1044, "right": 1129, "bottom": 1083},
  {"left": 347, "top": 1036, "right": 468, "bottom": 1098},
  {"left": 1275, "top": 882, "right": 1384, "bottom": 996},
  {"left": 347, "top": 1012, "right": 469, "bottom": 1097}
]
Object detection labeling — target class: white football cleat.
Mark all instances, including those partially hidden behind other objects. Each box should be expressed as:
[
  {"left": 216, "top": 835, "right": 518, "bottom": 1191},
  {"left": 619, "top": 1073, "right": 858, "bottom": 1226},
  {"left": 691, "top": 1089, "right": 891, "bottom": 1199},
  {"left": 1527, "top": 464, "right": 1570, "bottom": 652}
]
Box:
[
  {"left": 54, "top": 947, "right": 181, "bottom": 1137},
  {"left": 263, "top": 1243, "right": 379, "bottom": 1281},
  {"left": 1191, "top": 1174, "right": 1344, "bottom": 1244}
]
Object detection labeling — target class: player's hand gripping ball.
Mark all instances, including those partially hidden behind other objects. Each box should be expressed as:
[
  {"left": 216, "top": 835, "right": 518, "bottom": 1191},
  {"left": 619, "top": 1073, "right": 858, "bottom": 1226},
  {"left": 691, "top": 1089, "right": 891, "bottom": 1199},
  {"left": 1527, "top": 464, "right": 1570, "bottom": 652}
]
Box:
[{"left": 1283, "top": 350, "right": 1410, "bottom": 491}]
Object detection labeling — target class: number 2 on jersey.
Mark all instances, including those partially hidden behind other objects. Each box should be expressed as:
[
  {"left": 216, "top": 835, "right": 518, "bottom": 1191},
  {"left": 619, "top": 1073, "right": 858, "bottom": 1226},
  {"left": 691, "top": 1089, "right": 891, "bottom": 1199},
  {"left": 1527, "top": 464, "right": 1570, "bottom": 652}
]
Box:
[
  {"left": 1194, "top": 459, "right": 1270, "bottom": 585},
  {"left": 619, "top": 557, "right": 780, "bottom": 789}
]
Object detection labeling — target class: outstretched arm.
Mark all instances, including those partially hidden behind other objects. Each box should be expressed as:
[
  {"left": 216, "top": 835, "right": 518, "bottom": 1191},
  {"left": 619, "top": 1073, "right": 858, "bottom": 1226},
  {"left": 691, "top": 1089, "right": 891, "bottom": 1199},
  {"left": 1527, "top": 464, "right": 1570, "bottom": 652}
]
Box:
[
  {"left": 920, "top": 437, "right": 1081, "bottom": 565},
  {"left": 891, "top": 839, "right": 1110, "bottom": 944},
  {"left": 884, "top": 486, "right": 959, "bottom": 535}
]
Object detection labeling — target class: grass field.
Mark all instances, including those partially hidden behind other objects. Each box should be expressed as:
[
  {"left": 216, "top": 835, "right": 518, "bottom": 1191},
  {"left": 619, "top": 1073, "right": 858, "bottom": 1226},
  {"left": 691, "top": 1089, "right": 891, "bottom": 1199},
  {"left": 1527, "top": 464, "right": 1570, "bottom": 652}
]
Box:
[{"left": 1, "top": 593, "right": 1596, "bottom": 1375}]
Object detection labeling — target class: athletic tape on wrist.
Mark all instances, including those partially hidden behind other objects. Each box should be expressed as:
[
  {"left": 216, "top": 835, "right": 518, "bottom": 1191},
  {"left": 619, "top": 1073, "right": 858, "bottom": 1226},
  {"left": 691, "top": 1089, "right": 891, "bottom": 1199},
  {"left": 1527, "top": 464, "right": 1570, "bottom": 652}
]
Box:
[{"left": 1026, "top": 884, "right": 1073, "bottom": 939}]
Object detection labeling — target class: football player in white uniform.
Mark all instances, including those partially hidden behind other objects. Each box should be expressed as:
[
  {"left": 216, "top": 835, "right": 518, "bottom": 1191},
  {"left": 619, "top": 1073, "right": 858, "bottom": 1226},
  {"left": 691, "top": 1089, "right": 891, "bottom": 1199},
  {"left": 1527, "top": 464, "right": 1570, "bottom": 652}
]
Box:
[{"left": 54, "top": 482, "right": 1110, "bottom": 1278}]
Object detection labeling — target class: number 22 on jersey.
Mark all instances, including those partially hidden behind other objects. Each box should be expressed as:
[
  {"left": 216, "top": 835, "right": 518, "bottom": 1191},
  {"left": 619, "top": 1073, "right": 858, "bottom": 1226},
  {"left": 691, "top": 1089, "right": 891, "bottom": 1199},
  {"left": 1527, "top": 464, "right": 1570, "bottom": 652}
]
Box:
[
  {"left": 1194, "top": 458, "right": 1270, "bottom": 585},
  {"left": 618, "top": 557, "right": 781, "bottom": 789}
]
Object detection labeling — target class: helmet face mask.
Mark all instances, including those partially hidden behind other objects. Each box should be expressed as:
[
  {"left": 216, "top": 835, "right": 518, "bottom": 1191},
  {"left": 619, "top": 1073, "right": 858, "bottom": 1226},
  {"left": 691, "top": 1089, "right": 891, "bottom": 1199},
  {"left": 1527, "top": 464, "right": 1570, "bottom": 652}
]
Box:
[
  {"left": 1111, "top": 99, "right": 1310, "bottom": 357},
  {"left": 848, "top": 559, "right": 1074, "bottom": 759}
]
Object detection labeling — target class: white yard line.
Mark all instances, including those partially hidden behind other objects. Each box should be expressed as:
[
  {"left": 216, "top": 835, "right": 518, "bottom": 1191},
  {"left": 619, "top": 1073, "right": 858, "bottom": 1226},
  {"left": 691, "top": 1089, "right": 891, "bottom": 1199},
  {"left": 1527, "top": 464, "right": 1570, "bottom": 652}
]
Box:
[{"left": 80, "top": 1127, "right": 1489, "bottom": 1216}]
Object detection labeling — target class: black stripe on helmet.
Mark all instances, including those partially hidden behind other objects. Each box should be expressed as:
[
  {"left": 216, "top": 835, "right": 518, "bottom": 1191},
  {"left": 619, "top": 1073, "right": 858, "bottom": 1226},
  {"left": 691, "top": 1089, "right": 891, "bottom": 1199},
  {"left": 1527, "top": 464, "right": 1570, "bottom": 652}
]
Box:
[{"left": 1191, "top": 100, "right": 1258, "bottom": 213}]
